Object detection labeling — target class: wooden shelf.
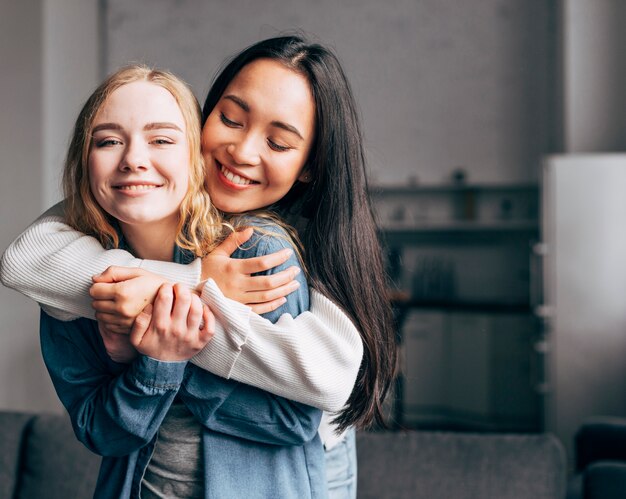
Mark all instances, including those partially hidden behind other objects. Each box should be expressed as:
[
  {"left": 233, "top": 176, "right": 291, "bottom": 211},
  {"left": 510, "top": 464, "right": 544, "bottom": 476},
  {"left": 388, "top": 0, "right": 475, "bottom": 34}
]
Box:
[
  {"left": 392, "top": 298, "right": 532, "bottom": 315},
  {"left": 379, "top": 221, "right": 539, "bottom": 245},
  {"left": 377, "top": 183, "right": 542, "bottom": 433},
  {"left": 369, "top": 183, "right": 539, "bottom": 196},
  {"left": 380, "top": 220, "right": 538, "bottom": 233}
]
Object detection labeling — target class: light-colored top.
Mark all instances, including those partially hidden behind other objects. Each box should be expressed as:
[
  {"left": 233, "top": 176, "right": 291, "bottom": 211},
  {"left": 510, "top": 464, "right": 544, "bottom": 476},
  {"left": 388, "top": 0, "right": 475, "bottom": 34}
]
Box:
[
  {"left": 0, "top": 202, "right": 362, "bottom": 448},
  {"left": 141, "top": 398, "right": 204, "bottom": 499}
]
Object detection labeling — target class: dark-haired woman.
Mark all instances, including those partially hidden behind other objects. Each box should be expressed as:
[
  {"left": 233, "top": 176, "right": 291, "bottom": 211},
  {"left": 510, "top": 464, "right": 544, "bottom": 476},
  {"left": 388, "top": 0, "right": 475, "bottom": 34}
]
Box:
[{"left": 1, "top": 35, "right": 397, "bottom": 499}]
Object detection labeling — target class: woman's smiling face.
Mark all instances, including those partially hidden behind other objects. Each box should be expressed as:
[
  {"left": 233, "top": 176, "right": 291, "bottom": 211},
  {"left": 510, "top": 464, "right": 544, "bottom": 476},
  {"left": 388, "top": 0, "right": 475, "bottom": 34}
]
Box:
[
  {"left": 88, "top": 81, "right": 190, "bottom": 232},
  {"left": 201, "top": 58, "right": 316, "bottom": 214}
]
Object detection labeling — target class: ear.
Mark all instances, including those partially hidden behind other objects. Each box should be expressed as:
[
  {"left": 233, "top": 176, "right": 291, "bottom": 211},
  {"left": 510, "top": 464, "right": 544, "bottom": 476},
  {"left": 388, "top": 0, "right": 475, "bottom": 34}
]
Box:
[{"left": 298, "top": 169, "right": 312, "bottom": 183}]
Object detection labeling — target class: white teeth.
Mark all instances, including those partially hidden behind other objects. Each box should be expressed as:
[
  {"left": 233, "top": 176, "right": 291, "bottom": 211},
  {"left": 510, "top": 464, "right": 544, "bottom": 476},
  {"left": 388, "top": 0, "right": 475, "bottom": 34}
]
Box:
[
  {"left": 221, "top": 165, "right": 252, "bottom": 185},
  {"left": 117, "top": 185, "right": 157, "bottom": 191}
]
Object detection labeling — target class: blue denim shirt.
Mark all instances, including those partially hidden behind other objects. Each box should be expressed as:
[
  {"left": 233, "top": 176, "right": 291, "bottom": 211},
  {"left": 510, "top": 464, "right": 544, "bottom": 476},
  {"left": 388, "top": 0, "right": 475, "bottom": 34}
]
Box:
[{"left": 39, "top": 220, "right": 326, "bottom": 498}]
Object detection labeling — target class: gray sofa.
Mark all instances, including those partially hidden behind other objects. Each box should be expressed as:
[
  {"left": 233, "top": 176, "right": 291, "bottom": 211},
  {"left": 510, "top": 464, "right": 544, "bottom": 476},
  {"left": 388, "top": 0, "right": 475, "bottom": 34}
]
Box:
[
  {"left": 1, "top": 410, "right": 566, "bottom": 498},
  {"left": 0, "top": 411, "right": 99, "bottom": 499},
  {"left": 356, "top": 429, "right": 566, "bottom": 499}
]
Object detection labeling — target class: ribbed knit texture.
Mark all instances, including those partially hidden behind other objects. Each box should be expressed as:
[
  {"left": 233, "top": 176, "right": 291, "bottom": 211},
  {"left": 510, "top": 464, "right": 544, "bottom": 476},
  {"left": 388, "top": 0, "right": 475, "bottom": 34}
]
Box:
[
  {"left": 196, "top": 280, "right": 363, "bottom": 413},
  {"left": 0, "top": 209, "right": 200, "bottom": 320},
  {"left": 0, "top": 210, "right": 363, "bottom": 447}
]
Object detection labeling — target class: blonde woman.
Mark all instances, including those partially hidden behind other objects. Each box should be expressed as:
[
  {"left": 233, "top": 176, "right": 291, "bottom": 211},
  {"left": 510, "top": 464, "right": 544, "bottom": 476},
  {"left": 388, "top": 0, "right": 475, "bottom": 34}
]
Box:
[{"left": 37, "top": 65, "right": 329, "bottom": 498}]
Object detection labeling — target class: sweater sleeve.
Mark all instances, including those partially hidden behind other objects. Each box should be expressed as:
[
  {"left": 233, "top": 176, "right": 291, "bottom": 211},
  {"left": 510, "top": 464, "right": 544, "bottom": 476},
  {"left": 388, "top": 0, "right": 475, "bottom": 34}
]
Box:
[
  {"left": 194, "top": 281, "right": 363, "bottom": 413},
  {"left": 1, "top": 205, "right": 363, "bottom": 412},
  {"left": 0, "top": 202, "right": 201, "bottom": 320},
  {"left": 180, "top": 231, "right": 322, "bottom": 446}
]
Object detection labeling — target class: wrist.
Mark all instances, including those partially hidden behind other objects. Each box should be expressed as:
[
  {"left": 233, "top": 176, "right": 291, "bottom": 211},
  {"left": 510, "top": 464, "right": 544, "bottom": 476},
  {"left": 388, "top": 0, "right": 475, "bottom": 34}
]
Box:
[
  {"left": 195, "top": 279, "right": 208, "bottom": 295},
  {"left": 200, "top": 256, "right": 212, "bottom": 282},
  {"left": 145, "top": 354, "right": 191, "bottom": 364},
  {"left": 131, "top": 355, "right": 187, "bottom": 388}
]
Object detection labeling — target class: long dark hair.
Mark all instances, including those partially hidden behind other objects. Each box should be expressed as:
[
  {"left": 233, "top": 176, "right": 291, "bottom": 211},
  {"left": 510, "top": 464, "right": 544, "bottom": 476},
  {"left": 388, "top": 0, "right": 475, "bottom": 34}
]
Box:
[{"left": 203, "top": 35, "right": 397, "bottom": 432}]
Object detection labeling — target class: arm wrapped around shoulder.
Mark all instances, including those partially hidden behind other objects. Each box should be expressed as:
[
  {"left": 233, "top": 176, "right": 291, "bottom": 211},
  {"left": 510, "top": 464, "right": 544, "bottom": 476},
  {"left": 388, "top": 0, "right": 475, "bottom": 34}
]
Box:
[{"left": 194, "top": 281, "right": 363, "bottom": 412}]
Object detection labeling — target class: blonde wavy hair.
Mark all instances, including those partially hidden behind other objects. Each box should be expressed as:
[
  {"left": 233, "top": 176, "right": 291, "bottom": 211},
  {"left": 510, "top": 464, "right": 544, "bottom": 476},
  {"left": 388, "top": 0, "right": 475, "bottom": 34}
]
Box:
[{"left": 62, "top": 64, "right": 223, "bottom": 256}]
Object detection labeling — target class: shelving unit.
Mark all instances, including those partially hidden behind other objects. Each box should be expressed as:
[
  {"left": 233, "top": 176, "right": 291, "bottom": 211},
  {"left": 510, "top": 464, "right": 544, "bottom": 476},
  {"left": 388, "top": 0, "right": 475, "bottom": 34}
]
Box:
[{"left": 371, "top": 183, "right": 543, "bottom": 432}]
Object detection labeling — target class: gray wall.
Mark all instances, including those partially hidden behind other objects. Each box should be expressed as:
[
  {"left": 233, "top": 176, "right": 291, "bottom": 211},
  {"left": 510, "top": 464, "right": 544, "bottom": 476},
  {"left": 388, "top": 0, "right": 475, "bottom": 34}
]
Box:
[
  {"left": 0, "top": 0, "right": 49, "bottom": 413},
  {"left": 0, "top": 0, "right": 553, "bottom": 412},
  {"left": 2, "top": 0, "right": 626, "bottom": 425},
  {"left": 0, "top": 0, "right": 99, "bottom": 413},
  {"left": 562, "top": 0, "right": 626, "bottom": 152},
  {"left": 102, "top": 0, "right": 555, "bottom": 185}
]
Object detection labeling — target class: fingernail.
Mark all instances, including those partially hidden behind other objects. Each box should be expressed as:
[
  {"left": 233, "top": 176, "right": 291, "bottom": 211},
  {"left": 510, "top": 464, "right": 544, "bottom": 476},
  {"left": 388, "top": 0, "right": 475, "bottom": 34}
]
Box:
[
  {"left": 292, "top": 267, "right": 301, "bottom": 275},
  {"left": 283, "top": 248, "right": 293, "bottom": 256}
]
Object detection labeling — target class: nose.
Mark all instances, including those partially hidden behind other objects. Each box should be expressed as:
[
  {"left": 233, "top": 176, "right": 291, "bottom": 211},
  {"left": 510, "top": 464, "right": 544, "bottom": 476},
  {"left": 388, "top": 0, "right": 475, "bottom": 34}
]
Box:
[
  {"left": 226, "top": 132, "right": 261, "bottom": 166},
  {"left": 120, "top": 139, "right": 149, "bottom": 172}
]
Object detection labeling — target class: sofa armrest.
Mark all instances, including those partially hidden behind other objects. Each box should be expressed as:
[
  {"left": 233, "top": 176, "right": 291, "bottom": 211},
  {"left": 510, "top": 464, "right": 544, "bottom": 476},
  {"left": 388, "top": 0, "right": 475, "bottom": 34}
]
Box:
[
  {"left": 575, "top": 417, "right": 626, "bottom": 471},
  {"left": 18, "top": 413, "right": 100, "bottom": 499},
  {"left": 0, "top": 411, "right": 35, "bottom": 499},
  {"left": 584, "top": 461, "right": 626, "bottom": 499}
]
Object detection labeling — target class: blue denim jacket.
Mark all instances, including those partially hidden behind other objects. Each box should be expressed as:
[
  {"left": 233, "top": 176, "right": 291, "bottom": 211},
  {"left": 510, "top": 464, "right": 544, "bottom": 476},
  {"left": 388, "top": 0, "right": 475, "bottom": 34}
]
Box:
[{"left": 39, "top": 221, "right": 326, "bottom": 498}]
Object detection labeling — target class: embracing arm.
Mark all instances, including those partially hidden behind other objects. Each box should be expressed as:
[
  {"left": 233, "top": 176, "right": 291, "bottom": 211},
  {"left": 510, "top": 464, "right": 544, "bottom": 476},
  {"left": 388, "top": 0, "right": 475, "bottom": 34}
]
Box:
[
  {"left": 195, "top": 283, "right": 363, "bottom": 413},
  {"left": 3, "top": 205, "right": 362, "bottom": 412},
  {"left": 0, "top": 203, "right": 294, "bottom": 320},
  {"left": 0, "top": 202, "right": 199, "bottom": 320},
  {"left": 194, "top": 226, "right": 363, "bottom": 413},
  {"left": 142, "top": 245, "right": 321, "bottom": 446}
]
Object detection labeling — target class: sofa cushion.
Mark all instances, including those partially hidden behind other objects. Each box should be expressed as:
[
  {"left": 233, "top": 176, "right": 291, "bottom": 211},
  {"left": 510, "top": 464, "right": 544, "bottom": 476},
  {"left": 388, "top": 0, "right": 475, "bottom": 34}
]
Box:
[
  {"left": 17, "top": 413, "right": 100, "bottom": 499},
  {"left": 356, "top": 430, "right": 566, "bottom": 499},
  {"left": 0, "top": 412, "right": 34, "bottom": 498}
]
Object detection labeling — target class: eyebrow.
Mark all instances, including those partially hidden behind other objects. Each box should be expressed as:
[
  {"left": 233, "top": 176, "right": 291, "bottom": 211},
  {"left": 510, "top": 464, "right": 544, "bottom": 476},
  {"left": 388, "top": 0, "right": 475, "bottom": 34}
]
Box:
[
  {"left": 223, "top": 94, "right": 304, "bottom": 140},
  {"left": 91, "top": 122, "right": 183, "bottom": 133}
]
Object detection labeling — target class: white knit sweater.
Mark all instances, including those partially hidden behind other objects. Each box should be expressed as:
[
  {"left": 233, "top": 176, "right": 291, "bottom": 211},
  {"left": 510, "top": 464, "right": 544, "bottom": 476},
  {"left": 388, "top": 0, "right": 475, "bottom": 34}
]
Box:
[{"left": 0, "top": 203, "right": 363, "bottom": 448}]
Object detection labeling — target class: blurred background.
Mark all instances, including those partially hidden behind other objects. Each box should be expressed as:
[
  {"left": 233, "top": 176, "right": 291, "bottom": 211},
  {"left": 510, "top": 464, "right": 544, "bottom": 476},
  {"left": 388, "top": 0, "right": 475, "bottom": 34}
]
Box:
[{"left": 2, "top": 0, "right": 626, "bottom": 468}]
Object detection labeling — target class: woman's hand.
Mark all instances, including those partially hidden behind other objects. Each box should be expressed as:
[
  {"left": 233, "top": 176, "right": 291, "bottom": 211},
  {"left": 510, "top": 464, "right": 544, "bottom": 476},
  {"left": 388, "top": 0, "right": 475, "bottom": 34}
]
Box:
[
  {"left": 90, "top": 267, "right": 170, "bottom": 334},
  {"left": 130, "top": 283, "right": 214, "bottom": 361},
  {"left": 202, "top": 228, "right": 301, "bottom": 314},
  {"left": 98, "top": 322, "right": 138, "bottom": 363}
]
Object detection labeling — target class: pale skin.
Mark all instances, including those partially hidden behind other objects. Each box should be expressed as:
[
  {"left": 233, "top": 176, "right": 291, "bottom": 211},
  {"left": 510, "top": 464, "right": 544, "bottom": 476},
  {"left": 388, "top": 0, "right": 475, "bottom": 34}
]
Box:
[
  {"left": 93, "top": 59, "right": 316, "bottom": 362},
  {"left": 129, "top": 284, "right": 214, "bottom": 362}
]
